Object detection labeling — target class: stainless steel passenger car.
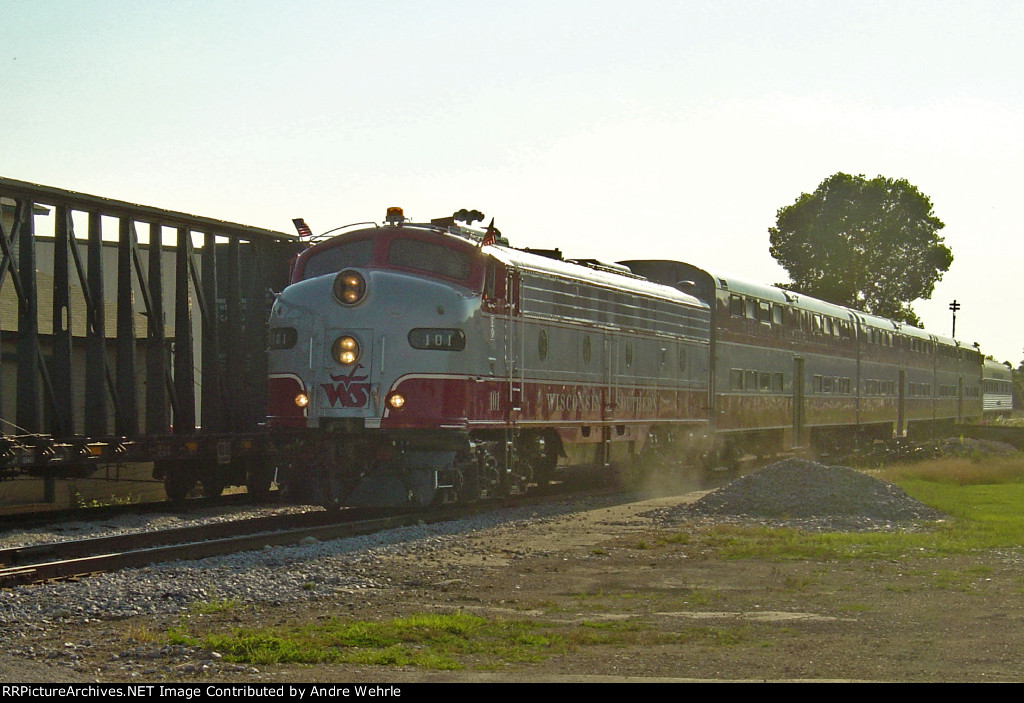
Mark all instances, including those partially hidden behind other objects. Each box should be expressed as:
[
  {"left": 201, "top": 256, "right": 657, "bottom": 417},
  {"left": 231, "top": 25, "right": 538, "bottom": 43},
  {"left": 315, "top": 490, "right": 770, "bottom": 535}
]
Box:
[
  {"left": 982, "top": 358, "right": 1014, "bottom": 415},
  {"left": 622, "top": 260, "right": 984, "bottom": 455}
]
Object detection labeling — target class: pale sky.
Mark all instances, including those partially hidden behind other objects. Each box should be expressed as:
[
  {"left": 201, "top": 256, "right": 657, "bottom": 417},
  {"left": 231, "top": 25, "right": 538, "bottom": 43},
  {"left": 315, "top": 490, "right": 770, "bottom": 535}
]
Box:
[{"left": 3, "top": 0, "right": 1022, "bottom": 364}]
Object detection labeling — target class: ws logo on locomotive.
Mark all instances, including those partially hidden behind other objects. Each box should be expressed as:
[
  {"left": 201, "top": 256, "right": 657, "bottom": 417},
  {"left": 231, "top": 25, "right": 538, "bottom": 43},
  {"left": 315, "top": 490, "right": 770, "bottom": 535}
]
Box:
[{"left": 265, "top": 208, "right": 986, "bottom": 508}]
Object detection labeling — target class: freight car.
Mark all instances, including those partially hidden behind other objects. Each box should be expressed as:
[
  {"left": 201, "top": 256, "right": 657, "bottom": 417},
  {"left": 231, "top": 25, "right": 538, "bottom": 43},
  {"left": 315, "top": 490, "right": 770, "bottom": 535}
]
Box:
[
  {"left": 265, "top": 210, "right": 986, "bottom": 507},
  {"left": 0, "top": 177, "right": 302, "bottom": 508}
]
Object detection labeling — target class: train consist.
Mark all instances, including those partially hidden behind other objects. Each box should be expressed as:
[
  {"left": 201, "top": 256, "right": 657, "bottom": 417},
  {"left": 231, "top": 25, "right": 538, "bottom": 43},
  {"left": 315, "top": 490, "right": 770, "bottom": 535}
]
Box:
[{"left": 265, "top": 209, "right": 991, "bottom": 507}]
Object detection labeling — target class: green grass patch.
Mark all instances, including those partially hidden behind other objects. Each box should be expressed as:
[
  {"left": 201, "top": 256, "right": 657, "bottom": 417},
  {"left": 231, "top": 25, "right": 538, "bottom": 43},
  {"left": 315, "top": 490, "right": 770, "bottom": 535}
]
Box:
[
  {"left": 169, "top": 612, "right": 570, "bottom": 669},
  {"left": 190, "top": 598, "right": 242, "bottom": 614},
  {"left": 883, "top": 454, "right": 1024, "bottom": 485},
  {"left": 166, "top": 610, "right": 757, "bottom": 670}
]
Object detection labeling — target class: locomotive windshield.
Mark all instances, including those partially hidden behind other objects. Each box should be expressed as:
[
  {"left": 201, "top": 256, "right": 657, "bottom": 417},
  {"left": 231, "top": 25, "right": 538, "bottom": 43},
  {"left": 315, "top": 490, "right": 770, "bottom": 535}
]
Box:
[
  {"left": 296, "top": 229, "right": 478, "bottom": 284},
  {"left": 387, "top": 238, "right": 472, "bottom": 281},
  {"left": 302, "top": 239, "right": 373, "bottom": 279}
]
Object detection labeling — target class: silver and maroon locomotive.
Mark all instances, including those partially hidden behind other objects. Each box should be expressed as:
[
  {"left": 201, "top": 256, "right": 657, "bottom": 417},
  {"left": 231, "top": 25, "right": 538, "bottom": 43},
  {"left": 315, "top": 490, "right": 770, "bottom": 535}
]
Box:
[
  {"left": 266, "top": 208, "right": 986, "bottom": 507},
  {"left": 266, "top": 209, "right": 711, "bottom": 506}
]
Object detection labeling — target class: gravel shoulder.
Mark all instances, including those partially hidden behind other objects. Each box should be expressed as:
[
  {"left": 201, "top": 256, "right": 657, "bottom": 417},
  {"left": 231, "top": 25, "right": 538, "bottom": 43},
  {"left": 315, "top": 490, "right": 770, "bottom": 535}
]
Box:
[{"left": 3, "top": 465, "right": 1024, "bottom": 683}]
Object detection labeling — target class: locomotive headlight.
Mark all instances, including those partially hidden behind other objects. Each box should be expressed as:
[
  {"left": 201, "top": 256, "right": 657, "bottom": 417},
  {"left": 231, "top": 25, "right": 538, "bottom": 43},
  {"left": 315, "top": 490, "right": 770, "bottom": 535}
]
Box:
[
  {"left": 387, "top": 393, "right": 406, "bottom": 410},
  {"left": 332, "top": 335, "right": 361, "bottom": 365},
  {"left": 294, "top": 393, "right": 309, "bottom": 408},
  {"left": 333, "top": 269, "right": 366, "bottom": 306}
]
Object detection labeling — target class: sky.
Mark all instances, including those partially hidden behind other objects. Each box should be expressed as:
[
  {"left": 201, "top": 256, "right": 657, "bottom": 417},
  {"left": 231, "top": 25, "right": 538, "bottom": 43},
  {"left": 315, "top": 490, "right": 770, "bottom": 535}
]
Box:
[{"left": 3, "top": 0, "right": 1023, "bottom": 364}]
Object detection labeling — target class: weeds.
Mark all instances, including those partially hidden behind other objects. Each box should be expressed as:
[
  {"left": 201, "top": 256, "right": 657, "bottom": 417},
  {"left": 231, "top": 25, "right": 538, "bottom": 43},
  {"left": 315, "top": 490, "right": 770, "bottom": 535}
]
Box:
[
  {"left": 880, "top": 454, "right": 1024, "bottom": 485},
  {"left": 168, "top": 612, "right": 570, "bottom": 669},
  {"left": 191, "top": 598, "right": 242, "bottom": 614}
]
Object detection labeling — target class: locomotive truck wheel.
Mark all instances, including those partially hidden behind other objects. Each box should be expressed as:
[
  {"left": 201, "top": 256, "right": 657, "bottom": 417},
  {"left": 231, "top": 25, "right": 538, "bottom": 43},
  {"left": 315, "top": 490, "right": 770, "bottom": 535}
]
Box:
[
  {"left": 246, "top": 464, "right": 276, "bottom": 501},
  {"left": 200, "top": 476, "right": 225, "bottom": 498},
  {"left": 164, "top": 472, "right": 196, "bottom": 502}
]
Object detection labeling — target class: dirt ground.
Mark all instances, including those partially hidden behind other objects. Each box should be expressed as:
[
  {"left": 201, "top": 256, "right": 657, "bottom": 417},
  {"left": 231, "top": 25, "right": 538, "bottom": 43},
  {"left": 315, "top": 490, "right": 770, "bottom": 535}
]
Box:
[{"left": 6, "top": 491, "right": 1024, "bottom": 683}]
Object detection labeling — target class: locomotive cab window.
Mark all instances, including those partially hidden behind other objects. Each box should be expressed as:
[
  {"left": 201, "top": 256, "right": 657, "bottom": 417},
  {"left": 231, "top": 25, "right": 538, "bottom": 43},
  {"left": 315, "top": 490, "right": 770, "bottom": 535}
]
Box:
[
  {"left": 387, "top": 238, "right": 472, "bottom": 280},
  {"left": 302, "top": 239, "right": 374, "bottom": 280},
  {"left": 482, "top": 260, "right": 508, "bottom": 313}
]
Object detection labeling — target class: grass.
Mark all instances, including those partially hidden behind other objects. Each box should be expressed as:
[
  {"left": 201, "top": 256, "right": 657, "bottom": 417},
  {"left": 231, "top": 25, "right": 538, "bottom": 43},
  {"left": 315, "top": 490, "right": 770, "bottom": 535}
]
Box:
[
  {"left": 882, "top": 454, "right": 1024, "bottom": 485},
  {"left": 190, "top": 598, "right": 242, "bottom": 614},
  {"left": 987, "top": 412, "right": 1024, "bottom": 428},
  {"left": 166, "top": 611, "right": 757, "bottom": 669},
  {"left": 168, "top": 612, "right": 573, "bottom": 669}
]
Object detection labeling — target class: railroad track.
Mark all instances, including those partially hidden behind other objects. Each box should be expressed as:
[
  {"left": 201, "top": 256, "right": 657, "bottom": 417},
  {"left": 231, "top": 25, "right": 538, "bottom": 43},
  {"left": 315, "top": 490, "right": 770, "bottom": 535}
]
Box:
[
  {"left": 0, "top": 481, "right": 620, "bottom": 587},
  {"left": 0, "top": 506, "right": 429, "bottom": 587}
]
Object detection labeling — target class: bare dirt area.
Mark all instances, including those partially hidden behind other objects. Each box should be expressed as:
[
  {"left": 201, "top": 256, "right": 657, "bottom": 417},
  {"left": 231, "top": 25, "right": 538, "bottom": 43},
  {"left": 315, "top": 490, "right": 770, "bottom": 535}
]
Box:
[{"left": 5, "top": 479, "right": 1024, "bottom": 684}]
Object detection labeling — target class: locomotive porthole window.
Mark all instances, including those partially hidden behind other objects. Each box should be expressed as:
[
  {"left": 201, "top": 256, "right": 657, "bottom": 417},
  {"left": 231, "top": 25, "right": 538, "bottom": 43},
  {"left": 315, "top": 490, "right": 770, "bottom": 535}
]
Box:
[
  {"left": 538, "top": 329, "right": 548, "bottom": 361},
  {"left": 583, "top": 335, "right": 591, "bottom": 364}
]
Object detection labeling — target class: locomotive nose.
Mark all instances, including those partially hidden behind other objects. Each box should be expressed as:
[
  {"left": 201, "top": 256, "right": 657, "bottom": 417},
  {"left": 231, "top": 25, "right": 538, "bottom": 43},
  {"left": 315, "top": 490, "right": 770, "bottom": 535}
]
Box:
[{"left": 320, "top": 328, "right": 375, "bottom": 413}]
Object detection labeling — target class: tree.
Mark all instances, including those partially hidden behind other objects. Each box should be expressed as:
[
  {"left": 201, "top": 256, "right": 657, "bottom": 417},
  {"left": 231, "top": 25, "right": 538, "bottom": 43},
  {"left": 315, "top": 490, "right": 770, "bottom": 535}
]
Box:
[{"left": 768, "top": 173, "right": 952, "bottom": 326}]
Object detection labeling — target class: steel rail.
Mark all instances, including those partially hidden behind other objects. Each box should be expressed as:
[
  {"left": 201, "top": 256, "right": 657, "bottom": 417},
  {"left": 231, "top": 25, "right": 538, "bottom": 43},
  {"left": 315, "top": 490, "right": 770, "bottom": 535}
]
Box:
[
  {"left": 0, "top": 509, "right": 425, "bottom": 587},
  {"left": 0, "top": 508, "right": 356, "bottom": 567},
  {"left": 0, "top": 477, "right": 624, "bottom": 587}
]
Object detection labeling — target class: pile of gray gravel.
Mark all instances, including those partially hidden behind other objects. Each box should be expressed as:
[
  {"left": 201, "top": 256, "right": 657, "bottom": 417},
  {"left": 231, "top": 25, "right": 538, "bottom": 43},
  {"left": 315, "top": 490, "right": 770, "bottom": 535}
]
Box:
[{"left": 656, "top": 458, "right": 946, "bottom": 532}]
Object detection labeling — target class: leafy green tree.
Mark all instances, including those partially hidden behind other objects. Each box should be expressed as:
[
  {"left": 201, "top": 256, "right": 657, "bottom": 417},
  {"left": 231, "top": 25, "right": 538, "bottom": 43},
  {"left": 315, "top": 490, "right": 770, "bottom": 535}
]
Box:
[{"left": 768, "top": 173, "right": 952, "bottom": 326}]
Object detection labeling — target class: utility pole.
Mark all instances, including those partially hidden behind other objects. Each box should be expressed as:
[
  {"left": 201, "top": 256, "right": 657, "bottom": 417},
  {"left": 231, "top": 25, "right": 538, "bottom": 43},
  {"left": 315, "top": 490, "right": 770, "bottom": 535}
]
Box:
[{"left": 949, "top": 299, "right": 961, "bottom": 338}]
